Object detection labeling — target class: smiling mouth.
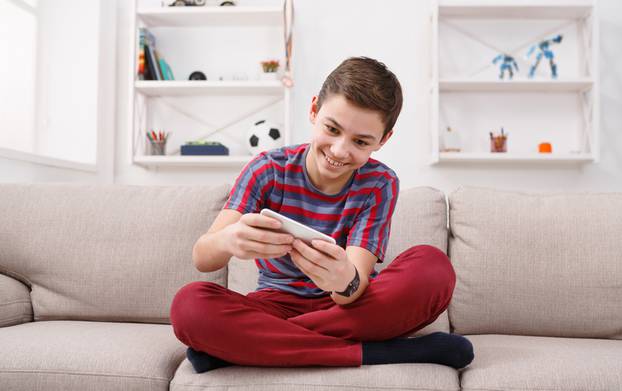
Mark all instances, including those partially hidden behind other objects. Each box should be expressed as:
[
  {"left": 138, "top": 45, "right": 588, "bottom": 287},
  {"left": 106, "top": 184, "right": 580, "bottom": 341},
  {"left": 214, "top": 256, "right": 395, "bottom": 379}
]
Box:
[{"left": 323, "top": 152, "right": 346, "bottom": 167}]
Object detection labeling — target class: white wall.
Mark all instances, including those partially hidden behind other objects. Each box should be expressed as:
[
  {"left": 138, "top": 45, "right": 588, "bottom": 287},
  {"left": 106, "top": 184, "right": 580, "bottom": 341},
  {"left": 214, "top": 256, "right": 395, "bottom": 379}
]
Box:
[{"left": 2, "top": 0, "right": 621, "bottom": 192}]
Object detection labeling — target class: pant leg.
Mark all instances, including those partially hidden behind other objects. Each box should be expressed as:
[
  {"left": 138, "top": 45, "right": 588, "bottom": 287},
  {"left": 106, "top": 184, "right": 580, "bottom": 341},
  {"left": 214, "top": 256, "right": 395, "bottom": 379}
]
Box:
[
  {"left": 288, "top": 244, "right": 456, "bottom": 341},
  {"left": 170, "top": 281, "right": 361, "bottom": 367}
]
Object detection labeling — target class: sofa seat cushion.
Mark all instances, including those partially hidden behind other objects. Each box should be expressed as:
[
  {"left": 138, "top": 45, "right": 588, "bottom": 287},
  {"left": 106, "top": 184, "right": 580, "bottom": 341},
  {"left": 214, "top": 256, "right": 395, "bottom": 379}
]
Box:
[
  {"left": 170, "top": 360, "right": 459, "bottom": 391},
  {"left": 0, "top": 321, "right": 186, "bottom": 391},
  {"left": 461, "top": 334, "right": 622, "bottom": 391}
]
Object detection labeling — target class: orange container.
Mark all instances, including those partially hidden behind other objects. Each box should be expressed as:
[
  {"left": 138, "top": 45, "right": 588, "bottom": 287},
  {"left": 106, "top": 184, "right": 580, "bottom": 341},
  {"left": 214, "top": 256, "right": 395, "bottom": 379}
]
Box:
[{"left": 538, "top": 142, "right": 552, "bottom": 153}]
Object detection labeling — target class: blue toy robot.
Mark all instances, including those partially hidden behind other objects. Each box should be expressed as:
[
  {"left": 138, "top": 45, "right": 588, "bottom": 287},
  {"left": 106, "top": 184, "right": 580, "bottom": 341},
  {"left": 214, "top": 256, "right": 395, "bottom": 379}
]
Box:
[
  {"left": 526, "top": 34, "right": 563, "bottom": 79},
  {"left": 492, "top": 54, "right": 519, "bottom": 80}
]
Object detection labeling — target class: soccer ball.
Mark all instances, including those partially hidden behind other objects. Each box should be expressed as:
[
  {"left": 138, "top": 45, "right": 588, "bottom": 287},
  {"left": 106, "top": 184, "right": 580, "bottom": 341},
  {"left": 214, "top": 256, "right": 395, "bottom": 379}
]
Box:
[{"left": 246, "top": 120, "right": 283, "bottom": 155}]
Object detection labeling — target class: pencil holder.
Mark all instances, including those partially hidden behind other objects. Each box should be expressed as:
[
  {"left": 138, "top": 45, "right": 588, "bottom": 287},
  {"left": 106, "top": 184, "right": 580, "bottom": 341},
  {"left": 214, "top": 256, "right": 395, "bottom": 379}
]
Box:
[
  {"left": 147, "top": 140, "right": 167, "bottom": 156},
  {"left": 490, "top": 135, "right": 507, "bottom": 153}
]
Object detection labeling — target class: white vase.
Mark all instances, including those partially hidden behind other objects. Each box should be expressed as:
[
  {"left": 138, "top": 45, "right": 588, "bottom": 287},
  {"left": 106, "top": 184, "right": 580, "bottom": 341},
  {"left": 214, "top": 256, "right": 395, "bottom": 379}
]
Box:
[{"left": 260, "top": 72, "right": 279, "bottom": 81}]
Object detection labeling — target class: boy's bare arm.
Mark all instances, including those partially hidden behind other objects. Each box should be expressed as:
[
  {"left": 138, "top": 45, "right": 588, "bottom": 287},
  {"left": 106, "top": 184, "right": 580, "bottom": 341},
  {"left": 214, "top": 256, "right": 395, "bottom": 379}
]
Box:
[{"left": 192, "top": 209, "right": 243, "bottom": 273}]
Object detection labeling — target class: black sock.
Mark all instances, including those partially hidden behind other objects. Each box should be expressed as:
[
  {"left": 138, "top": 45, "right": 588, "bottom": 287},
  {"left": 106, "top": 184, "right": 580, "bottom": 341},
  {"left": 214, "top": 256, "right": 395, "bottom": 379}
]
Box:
[
  {"left": 362, "top": 332, "right": 474, "bottom": 369},
  {"left": 186, "top": 347, "right": 232, "bottom": 373}
]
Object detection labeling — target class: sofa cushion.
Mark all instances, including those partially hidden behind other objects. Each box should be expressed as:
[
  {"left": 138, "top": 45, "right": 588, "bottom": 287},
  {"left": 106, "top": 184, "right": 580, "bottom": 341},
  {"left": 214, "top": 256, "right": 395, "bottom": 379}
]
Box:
[
  {"left": 460, "top": 334, "right": 622, "bottom": 391},
  {"left": 226, "top": 187, "right": 451, "bottom": 335},
  {"left": 0, "top": 321, "right": 185, "bottom": 391},
  {"left": 0, "top": 273, "right": 33, "bottom": 327},
  {"left": 0, "top": 184, "right": 229, "bottom": 323},
  {"left": 448, "top": 187, "right": 622, "bottom": 338},
  {"left": 170, "top": 359, "right": 459, "bottom": 391}
]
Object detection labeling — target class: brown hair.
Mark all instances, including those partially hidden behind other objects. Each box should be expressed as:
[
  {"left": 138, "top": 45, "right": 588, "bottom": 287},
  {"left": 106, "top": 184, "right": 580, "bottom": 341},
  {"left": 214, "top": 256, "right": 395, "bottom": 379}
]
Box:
[{"left": 316, "top": 57, "right": 403, "bottom": 139}]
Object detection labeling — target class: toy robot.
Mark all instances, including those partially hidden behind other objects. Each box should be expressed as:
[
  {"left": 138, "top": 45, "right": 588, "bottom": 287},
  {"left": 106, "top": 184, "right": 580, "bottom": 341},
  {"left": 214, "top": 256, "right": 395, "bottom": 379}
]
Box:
[
  {"left": 492, "top": 54, "right": 519, "bottom": 80},
  {"left": 526, "top": 35, "right": 563, "bottom": 79}
]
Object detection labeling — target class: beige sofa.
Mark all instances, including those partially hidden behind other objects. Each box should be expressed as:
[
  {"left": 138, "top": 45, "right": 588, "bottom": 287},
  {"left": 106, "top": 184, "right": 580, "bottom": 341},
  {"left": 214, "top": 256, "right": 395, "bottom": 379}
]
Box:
[{"left": 1, "top": 184, "right": 621, "bottom": 391}]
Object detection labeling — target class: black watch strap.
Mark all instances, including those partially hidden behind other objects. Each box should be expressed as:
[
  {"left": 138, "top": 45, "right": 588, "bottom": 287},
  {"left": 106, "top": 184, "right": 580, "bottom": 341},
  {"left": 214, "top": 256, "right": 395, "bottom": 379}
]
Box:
[{"left": 334, "top": 266, "right": 360, "bottom": 297}]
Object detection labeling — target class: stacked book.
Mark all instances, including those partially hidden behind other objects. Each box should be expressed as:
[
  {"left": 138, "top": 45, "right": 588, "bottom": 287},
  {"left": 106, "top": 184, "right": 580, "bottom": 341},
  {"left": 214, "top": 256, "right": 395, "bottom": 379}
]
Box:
[{"left": 138, "top": 28, "right": 174, "bottom": 80}]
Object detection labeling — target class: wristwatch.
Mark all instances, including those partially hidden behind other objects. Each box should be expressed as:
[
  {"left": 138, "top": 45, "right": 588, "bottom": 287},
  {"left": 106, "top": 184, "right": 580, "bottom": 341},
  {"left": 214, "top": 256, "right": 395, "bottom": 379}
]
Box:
[{"left": 334, "top": 266, "right": 360, "bottom": 297}]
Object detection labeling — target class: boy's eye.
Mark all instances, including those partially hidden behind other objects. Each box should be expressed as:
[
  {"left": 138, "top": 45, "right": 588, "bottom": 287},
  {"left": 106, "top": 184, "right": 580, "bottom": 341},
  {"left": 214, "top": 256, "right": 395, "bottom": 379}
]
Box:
[
  {"left": 355, "top": 139, "right": 369, "bottom": 146},
  {"left": 325, "top": 125, "right": 338, "bottom": 134}
]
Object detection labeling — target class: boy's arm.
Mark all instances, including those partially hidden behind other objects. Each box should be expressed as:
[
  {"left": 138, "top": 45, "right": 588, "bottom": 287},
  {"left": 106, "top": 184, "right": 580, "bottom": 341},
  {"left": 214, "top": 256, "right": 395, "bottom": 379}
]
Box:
[{"left": 192, "top": 209, "right": 242, "bottom": 273}]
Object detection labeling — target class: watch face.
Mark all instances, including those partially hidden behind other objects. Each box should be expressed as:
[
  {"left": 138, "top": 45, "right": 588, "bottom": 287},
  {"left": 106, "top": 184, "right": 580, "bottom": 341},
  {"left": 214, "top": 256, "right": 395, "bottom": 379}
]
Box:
[
  {"left": 337, "top": 268, "right": 360, "bottom": 297},
  {"left": 348, "top": 273, "right": 361, "bottom": 296}
]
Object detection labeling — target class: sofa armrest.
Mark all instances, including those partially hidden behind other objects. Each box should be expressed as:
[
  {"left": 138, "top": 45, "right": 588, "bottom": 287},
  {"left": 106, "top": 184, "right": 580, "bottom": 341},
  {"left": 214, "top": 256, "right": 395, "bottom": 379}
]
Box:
[{"left": 0, "top": 273, "right": 33, "bottom": 327}]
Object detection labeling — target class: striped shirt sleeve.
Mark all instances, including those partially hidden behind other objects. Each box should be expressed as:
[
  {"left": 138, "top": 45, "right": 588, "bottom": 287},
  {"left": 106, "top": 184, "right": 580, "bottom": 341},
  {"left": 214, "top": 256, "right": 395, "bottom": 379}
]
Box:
[
  {"left": 346, "top": 175, "right": 399, "bottom": 262},
  {"left": 223, "top": 153, "right": 274, "bottom": 214}
]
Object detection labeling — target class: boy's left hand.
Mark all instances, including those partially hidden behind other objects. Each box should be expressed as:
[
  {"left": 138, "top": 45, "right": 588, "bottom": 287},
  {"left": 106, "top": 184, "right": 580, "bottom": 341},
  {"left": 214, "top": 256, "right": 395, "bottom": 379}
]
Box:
[{"left": 289, "top": 239, "right": 356, "bottom": 293}]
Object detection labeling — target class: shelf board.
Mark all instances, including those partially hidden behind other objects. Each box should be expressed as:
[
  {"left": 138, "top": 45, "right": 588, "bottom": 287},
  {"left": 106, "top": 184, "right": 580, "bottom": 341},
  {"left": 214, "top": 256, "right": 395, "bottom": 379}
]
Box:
[
  {"left": 135, "top": 80, "right": 285, "bottom": 96},
  {"left": 438, "top": 79, "right": 593, "bottom": 92},
  {"left": 137, "top": 6, "right": 283, "bottom": 27},
  {"left": 439, "top": 2, "right": 593, "bottom": 19},
  {"left": 437, "top": 152, "right": 594, "bottom": 163},
  {"left": 134, "top": 155, "right": 252, "bottom": 168}
]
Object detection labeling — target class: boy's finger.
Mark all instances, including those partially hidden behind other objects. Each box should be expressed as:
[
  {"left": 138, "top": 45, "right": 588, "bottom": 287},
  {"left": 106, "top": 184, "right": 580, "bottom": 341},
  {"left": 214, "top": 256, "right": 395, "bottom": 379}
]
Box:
[
  {"left": 241, "top": 213, "right": 282, "bottom": 229},
  {"left": 292, "top": 240, "right": 328, "bottom": 270},
  {"left": 247, "top": 226, "right": 294, "bottom": 244},
  {"left": 310, "top": 240, "right": 341, "bottom": 258}
]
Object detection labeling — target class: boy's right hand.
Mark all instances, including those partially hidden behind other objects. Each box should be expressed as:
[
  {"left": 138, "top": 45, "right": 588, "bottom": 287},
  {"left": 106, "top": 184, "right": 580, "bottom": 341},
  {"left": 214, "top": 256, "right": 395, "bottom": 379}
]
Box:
[{"left": 222, "top": 213, "right": 294, "bottom": 260}]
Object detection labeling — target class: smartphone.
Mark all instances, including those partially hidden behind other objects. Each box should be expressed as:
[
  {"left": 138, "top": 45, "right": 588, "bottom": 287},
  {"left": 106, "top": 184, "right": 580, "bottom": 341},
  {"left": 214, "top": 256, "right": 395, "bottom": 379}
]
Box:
[{"left": 260, "top": 209, "right": 336, "bottom": 245}]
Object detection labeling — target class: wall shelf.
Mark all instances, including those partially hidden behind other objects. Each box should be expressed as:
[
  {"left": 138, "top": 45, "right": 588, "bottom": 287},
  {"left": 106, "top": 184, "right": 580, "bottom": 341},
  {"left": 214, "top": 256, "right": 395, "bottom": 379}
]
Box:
[
  {"left": 431, "top": 0, "right": 598, "bottom": 165},
  {"left": 438, "top": 2, "right": 593, "bottom": 19},
  {"left": 129, "top": 0, "right": 292, "bottom": 168},
  {"left": 436, "top": 152, "right": 594, "bottom": 164},
  {"left": 133, "top": 155, "right": 252, "bottom": 168},
  {"left": 135, "top": 80, "right": 285, "bottom": 96},
  {"left": 137, "top": 7, "right": 283, "bottom": 27},
  {"left": 439, "top": 79, "right": 593, "bottom": 92}
]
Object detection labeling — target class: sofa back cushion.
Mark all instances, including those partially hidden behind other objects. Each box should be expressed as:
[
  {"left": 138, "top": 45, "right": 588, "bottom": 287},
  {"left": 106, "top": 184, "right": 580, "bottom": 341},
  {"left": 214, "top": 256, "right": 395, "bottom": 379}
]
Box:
[
  {"left": 448, "top": 187, "right": 622, "bottom": 339},
  {"left": 383, "top": 187, "right": 450, "bottom": 334},
  {"left": 0, "top": 184, "right": 229, "bottom": 323}
]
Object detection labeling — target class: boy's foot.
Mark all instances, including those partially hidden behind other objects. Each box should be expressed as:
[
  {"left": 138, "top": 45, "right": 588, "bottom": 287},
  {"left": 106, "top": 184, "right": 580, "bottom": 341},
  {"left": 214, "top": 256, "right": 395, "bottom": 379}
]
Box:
[
  {"left": 362, "top": 332, "right": 474, "bottom": 369},
  {"left": 186, "top": 347, "right": 232, "bottom": 373}
]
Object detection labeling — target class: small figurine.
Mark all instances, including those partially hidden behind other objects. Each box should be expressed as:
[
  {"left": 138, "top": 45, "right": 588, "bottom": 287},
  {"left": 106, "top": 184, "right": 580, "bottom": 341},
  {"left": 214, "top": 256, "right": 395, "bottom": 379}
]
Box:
[
  {"left": 492, "top": 54, "right": 519, "bottom": 80},
  {"left": 168, "top": 0, "right": 206, "bottom": 6},
  {"left": 526, "top": 35, "right": 563, "bottom": 79}
]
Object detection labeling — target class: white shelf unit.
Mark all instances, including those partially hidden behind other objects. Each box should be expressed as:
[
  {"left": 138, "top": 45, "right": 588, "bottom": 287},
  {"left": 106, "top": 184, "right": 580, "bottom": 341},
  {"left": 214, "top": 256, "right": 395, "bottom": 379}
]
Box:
[
  {"left": 430, "top": 0, "right": 599, "bottom": 165},
  {"left": 128, "top": 1, "right": 291, "bottom": 168}
]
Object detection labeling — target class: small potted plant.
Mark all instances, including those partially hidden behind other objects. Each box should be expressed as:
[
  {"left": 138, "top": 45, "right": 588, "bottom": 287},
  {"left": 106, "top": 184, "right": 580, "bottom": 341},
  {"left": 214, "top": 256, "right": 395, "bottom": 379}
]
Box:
[{"left": 259, "top": 59, "right": 280, "bottom": 80}]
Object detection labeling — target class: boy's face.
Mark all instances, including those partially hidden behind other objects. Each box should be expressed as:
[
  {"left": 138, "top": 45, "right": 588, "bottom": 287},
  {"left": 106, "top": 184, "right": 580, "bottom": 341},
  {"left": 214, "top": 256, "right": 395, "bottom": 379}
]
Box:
[{"left": 306, "top": 94, "right": 393, "bottom": 193}]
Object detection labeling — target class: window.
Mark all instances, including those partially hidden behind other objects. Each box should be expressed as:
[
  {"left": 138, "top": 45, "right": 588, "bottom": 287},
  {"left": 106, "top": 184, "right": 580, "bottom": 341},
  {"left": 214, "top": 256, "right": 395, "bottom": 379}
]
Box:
[{"left": 0, "top": 0, "right": 101, "bottom": 166}]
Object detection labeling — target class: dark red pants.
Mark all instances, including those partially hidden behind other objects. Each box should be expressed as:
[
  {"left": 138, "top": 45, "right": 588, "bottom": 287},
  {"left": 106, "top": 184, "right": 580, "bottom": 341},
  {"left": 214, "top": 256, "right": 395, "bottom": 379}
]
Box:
[{"left": 170, "top": 244, "right": 455, "bottom": 367}]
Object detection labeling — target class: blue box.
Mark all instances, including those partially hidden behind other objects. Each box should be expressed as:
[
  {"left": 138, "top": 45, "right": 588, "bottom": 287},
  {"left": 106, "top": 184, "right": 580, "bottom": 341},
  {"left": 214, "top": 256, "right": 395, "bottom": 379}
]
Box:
[{"left": 181, "top": 144, "right": 229, "bottom": 156}]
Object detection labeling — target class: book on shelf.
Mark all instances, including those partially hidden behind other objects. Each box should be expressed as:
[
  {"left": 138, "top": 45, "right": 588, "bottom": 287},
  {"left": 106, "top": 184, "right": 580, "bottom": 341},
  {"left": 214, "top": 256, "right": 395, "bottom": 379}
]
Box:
[
  {"left": 138, "top": 28, "right": 165, "bottom": 81},
  {"left": 159, "top": 58, "right": 175, "bottom": 80}
]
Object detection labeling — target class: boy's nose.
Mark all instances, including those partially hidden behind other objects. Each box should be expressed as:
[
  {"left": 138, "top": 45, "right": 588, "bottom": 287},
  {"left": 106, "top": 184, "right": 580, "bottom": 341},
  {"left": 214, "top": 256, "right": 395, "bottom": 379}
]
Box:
[{"left": 330, "top": 141, "right": 349, "bottom": 160}]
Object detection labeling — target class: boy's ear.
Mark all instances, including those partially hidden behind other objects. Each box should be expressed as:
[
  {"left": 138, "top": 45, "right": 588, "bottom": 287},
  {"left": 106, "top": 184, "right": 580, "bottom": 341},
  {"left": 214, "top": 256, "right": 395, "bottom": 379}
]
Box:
[{"left": 309, "top": 96, "right": 319, "bottom": 124}]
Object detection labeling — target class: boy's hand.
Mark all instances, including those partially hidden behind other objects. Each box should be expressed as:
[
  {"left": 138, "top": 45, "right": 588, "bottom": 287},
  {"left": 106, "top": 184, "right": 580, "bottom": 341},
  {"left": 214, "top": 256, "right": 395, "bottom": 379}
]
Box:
[
  {"left": 223, "top": 213, "right": 294, "bottom": 260},
  {"left": 290, "top": 239, "right": 356, "bottom": 293}
]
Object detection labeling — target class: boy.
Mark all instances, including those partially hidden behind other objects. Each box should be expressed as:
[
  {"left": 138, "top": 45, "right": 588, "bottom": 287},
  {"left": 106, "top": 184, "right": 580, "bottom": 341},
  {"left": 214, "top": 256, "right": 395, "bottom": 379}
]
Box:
[{"left": 171, "top": 57, "right": 473, "bottom": 372}]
